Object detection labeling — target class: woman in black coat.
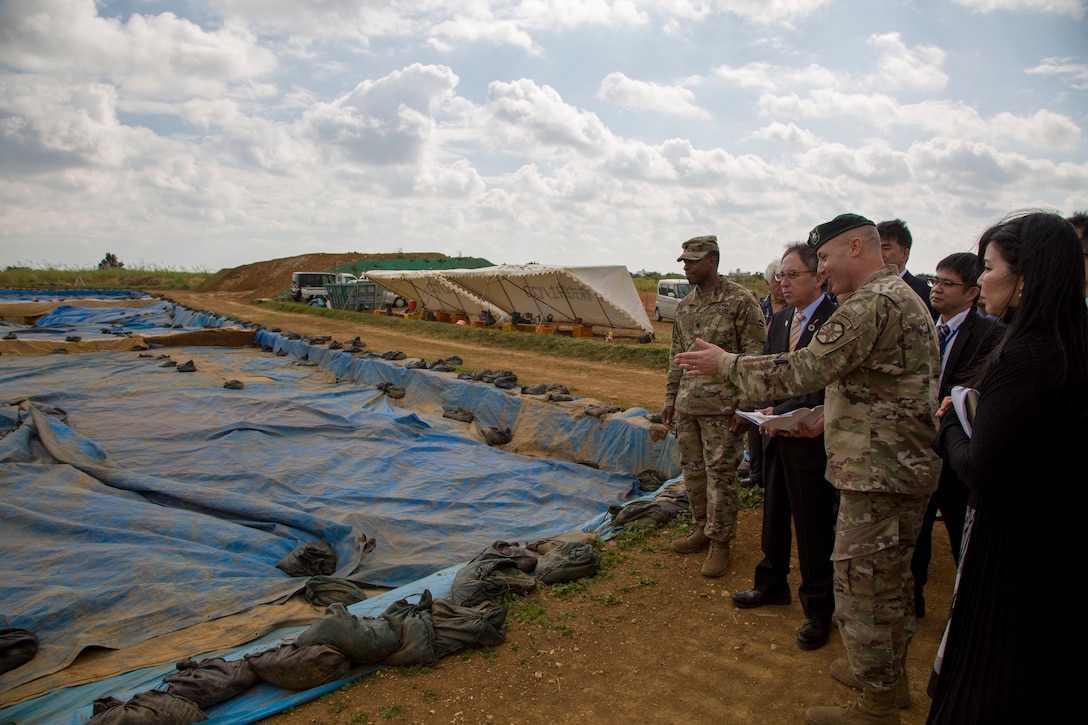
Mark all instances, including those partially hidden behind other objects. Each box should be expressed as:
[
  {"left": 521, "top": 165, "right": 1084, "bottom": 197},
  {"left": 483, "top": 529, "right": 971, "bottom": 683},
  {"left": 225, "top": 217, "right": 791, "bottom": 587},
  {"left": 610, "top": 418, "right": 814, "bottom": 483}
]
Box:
[{"left": 927, "top": 212, "right": 1088, "bottom": 723}]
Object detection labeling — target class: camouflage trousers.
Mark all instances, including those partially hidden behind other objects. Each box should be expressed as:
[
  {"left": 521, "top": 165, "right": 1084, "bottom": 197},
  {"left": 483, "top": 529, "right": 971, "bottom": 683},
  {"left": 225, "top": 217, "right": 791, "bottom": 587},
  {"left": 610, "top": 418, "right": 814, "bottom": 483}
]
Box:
[
  {"left": 832, "top": 490, "right": 929, "bottom": 691},
  {"left": 675, "top": 413, "right": 745, "bottom": 543}
]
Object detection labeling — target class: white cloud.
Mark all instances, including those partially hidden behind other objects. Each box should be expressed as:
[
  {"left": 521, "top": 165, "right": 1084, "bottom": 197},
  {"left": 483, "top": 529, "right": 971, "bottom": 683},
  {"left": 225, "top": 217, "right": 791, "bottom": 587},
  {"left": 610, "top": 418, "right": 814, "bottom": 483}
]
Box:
[
  {"left": 481, "top": 79, "right": 615, "bottom": 157},
  {"left": 303, "top": 63, "right": 460, "bottom": 167},
  {"left": 0, "top": 0, "right": 276, "bottom": 100},
  {"left": 1027, "top": 57, "right": 1088, "bottom": 89},
  {"left": 865, "top": 32, "right": 948, "bottom": 92},
  {"left": 749, "top": 121, "right": 820, "bottom": 148},
  {"left": 714, "top": 62, "right": 841, "bottom": 93},
  {"left": 953, "top": 0, "right": 1086, "bottom": 19},
  {"left": 596, "top": 72, "right": 711, "bottom": 118}
]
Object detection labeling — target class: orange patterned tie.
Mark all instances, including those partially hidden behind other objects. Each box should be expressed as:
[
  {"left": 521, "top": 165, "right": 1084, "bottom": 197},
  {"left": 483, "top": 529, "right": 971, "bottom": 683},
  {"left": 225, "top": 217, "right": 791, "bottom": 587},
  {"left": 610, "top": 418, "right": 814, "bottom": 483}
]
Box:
[{"left": 789, "top": 309, "right": 805, "bottom": 351}]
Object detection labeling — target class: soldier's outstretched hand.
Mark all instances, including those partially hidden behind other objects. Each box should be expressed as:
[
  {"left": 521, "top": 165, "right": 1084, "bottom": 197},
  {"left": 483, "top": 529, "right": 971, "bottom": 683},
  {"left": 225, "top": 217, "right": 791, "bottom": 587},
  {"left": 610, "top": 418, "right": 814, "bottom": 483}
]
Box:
[{"left": 674, "top": 338, "right": 726, "bottom": 376}]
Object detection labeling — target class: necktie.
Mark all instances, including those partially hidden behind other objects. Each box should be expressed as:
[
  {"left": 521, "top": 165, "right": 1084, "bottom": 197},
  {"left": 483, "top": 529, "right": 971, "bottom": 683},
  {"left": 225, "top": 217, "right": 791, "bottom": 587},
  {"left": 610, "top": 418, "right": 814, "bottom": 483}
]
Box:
[
  {"left": 937, "top": 323, "right": 951, "bottom": 353},
  {"left": 789, "top": 309, "right": 806, "bottom": 352}
]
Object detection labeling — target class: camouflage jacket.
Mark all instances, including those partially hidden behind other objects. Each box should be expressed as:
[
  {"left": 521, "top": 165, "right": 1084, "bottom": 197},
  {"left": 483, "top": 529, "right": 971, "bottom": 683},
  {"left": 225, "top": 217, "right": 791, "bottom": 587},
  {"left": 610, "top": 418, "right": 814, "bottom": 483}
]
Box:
[
  {"left": 666, "top": 276, "right": 766, "bottom": 416},
  {"left": 716, "top": 265, "right": 940, "bottom": 495}
]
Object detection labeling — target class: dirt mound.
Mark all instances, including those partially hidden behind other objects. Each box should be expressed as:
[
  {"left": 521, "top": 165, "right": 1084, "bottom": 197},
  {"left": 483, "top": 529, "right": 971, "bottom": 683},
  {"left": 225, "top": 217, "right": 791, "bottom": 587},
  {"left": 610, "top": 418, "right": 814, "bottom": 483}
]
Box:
[{"left": 198, "top": 252, "right": 448, "bottom": 299}]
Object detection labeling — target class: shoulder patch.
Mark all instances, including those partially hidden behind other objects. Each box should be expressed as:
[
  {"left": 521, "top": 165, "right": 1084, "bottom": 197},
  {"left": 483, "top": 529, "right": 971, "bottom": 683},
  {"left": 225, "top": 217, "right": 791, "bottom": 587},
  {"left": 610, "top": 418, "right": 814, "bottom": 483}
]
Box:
[{"left": 815, "top": 320, "right": 846, "bottom": 345}]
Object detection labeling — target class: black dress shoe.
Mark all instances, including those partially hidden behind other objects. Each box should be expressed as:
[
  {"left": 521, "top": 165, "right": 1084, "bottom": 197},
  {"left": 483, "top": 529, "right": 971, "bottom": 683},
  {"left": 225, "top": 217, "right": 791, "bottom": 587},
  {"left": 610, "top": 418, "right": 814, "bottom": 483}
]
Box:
[
  {"left": 730, "top": 588, "right": 791, "bottom": 609},
  {"left": 796, "top": 617, "right": 832, "bottom": 650}
]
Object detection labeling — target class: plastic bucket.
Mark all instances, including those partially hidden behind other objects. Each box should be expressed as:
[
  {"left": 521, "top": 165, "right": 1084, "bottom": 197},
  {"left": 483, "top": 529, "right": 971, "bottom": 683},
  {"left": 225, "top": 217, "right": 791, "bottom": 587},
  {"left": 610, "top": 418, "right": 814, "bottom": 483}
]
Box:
[{"left": 407, "top": 300, "right": 418, "bottom": 313}]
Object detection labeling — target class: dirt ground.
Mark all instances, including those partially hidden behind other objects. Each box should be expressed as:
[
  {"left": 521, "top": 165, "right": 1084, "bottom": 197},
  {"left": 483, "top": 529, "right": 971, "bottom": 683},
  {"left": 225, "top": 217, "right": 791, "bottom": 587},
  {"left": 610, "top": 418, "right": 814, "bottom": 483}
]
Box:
[{"left": 160, "top": 263, "right": 955, "bottom": 725}]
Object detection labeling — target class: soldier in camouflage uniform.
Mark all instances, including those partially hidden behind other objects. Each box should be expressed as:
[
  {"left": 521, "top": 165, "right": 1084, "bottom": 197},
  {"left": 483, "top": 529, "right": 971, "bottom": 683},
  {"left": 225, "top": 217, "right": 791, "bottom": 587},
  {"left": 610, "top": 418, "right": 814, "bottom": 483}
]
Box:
[
  {"left": 675, "top": 214, "right": 939, "bottom": 725},
  {"left": 662, "top": 235, "right": 766, "bottom": 577}
]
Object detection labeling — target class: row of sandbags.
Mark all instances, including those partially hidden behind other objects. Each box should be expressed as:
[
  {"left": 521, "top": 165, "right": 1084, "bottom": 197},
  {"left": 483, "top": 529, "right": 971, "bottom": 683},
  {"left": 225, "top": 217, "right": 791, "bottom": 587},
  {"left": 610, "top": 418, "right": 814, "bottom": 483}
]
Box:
[{"left": 86, "top": 536, "right": 602, "bottom": 724}]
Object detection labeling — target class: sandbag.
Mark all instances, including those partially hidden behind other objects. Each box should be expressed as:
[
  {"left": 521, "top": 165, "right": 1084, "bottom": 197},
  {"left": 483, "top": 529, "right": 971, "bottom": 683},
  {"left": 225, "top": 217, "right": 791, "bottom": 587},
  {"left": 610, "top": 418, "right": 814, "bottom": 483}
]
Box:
[
  {"left": 526, "top": 530, "right": 597, "bottom": 555},
  {"left": 296, "top": 603, "right": 400, "bottom": 664},
  {"left": 244, "top": 642, "right": 351, "bottom": 690},
  {"left": 303, "top": 576, "right": 369, "bottom": 607},
  {"left": 276, "top": 541, "right": 337, "bottom": 577},
  {"left": 163, "top": 656, "right": 258, "bottom": 710},
  {"left": 380, "top": 590, "right": 436, "bottom": 667},
  {"left": 88, "top": 690, "right": 206, "bottom": 724},
  {"left": 534, "top": 541, "right": 602, "bottom": 585},
  {"left": 450, "top": 558, "right": 536, "bottom": 607},
  {"left": 0, "top": 627, "right": 39, "bottom": 675},
  {"left": 431, "top": 598, "right": 508, "bottom": 660},
  {"left": 470, "top": 540, "right": 539, "bottom": 574}
]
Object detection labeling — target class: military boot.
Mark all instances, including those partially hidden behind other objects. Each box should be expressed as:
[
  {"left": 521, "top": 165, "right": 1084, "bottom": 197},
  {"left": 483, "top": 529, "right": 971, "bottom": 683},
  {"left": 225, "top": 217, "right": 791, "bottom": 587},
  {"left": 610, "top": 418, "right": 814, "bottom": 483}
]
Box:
[
  {"left": 670, "top": 528, "right": 710, "bottom": 554},
  {"left": 805, "top": 689, "right": 900, "bottom": 725},
  {"left": 829, "top": 658, "right": 911, "bottom": 709},
  {"left": 700, "top": 540, "right": 731, "bottom": 577}
]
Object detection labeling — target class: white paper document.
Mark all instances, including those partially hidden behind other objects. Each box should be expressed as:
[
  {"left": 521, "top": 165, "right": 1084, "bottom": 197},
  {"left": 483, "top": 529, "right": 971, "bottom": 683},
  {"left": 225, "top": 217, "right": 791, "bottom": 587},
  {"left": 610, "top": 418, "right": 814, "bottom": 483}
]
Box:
[
  {"left": 736, "top": 406, "right": 824, "bottom": 432},
  {"left": 950, "top": 386, "right": 979, "bottom": 438}
]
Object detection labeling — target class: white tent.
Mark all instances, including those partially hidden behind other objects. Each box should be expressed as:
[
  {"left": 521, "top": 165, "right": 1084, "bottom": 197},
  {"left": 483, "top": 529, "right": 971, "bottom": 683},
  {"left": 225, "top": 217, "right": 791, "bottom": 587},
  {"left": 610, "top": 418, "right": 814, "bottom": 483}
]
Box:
[
  {"left": 363, "top": 269, "right": 498, "bottom": 316},
  {"left": 441, "top": 265, "right": 652, "bottom": 333}
]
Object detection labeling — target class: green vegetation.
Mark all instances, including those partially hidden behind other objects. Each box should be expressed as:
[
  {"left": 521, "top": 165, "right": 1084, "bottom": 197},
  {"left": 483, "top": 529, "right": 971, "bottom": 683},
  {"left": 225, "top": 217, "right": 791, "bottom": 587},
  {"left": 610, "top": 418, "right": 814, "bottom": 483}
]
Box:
[
  {"left": 378, "top": 704, "right": 404, "bottom": 719},
  {"left": 0, "top": 264, "right": 210, "bottom": 291}
]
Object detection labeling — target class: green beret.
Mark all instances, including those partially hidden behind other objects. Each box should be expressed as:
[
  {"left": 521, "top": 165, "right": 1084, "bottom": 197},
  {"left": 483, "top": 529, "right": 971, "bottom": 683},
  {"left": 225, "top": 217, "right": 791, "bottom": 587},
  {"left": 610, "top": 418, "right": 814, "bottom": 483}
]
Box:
[
  {"left": 677, "top": 235, "right": 719, "bottom": 262},
  {"left": 807, "top": 213, "right": 875, "bottom": 250}
]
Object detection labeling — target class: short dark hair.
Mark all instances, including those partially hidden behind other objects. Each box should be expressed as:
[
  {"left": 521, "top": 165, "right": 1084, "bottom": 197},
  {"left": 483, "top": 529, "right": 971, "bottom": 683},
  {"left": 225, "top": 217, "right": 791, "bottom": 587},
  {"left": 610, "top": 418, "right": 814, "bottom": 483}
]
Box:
[
  {"left": 782, "top": 242, "right": 818, "bottom": 273},
  {"left": 876, "top": 218, "right": 913, "bottom": 251},
  {"left": 936, "top": 252, "right": 980, "bottom": 286}
]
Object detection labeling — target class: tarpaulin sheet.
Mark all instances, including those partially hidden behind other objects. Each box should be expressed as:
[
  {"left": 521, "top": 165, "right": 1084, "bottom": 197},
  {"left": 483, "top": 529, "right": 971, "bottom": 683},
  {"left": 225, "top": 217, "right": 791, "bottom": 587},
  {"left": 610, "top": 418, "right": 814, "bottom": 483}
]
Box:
[{"left": 0, "top": 295, "right": 677, "bottom": 722}]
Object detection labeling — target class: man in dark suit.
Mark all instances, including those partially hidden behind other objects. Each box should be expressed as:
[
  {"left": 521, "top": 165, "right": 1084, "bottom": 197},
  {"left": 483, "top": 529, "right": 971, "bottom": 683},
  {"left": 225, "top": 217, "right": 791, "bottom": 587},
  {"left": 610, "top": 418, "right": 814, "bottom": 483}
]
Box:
[
  {"left": 730, "top": 243, "right": 839, "bottom": 650},
  {"left": 878, "top": 218, "right": 936, "bottom": 318},
  {"left": 910, "top": 252, "right": 1003, "bottom": 617}
]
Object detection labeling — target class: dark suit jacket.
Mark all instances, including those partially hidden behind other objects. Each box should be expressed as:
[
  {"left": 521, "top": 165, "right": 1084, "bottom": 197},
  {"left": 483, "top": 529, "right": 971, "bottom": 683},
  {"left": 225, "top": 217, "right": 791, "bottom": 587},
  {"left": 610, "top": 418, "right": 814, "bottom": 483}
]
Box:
[
  {"left": 939, "top": 311, "right": 1004, "bottom": 399},
  {"left": 902, "top": 270, "right": 936, "bottom": 318},
  {"left": 762, "top": 296, "right": 839, "bottom": 415}
]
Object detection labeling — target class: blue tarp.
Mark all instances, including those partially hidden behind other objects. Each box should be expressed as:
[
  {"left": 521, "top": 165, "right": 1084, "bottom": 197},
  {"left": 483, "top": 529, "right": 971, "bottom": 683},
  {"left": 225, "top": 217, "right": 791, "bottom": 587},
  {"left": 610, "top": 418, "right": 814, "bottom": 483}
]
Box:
[{"left": 0, "top": 294, "right": 678, "bottom": 722}]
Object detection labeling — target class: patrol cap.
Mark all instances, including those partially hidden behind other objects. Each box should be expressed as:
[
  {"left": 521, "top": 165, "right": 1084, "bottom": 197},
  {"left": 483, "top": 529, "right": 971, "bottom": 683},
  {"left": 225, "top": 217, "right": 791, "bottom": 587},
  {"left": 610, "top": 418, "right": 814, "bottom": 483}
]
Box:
[
  {"left": 677, "top": 235, "right": 719, "bottom": 262},
  {"left": 807, "top": 213, "right": 875, "bottom": 250}
]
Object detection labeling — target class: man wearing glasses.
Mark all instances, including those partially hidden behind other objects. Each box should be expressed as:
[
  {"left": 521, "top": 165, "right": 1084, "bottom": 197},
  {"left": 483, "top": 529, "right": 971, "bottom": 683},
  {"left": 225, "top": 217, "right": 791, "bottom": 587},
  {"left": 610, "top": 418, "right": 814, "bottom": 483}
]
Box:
[
  {"left": 731, "top": 243, "right": 839, "bottom": 652},
  {"left": 909, "top": 253, "right": 1003, "bottom": 618}
]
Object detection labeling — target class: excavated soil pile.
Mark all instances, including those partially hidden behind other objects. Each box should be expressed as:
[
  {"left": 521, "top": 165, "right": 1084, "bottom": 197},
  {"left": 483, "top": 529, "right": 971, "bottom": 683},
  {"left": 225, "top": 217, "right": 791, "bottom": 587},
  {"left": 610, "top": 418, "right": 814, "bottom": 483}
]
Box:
[{"left": 197, "top": 252, "right": 448, "bottom": 300}]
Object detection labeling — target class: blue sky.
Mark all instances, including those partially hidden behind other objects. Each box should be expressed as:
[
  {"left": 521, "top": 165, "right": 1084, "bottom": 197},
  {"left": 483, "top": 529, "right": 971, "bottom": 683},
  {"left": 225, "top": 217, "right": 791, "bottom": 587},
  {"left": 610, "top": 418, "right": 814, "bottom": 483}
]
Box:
[{"left": 1, "top": 0, "right": 1085, "bottom": 277}]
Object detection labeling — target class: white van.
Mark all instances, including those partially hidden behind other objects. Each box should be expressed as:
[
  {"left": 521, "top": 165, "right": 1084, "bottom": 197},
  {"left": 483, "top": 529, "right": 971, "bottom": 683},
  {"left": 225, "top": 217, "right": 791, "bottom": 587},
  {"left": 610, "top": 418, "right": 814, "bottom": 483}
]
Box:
[{"left": 655, "top": 278, "right": 693, "bottom": 321}]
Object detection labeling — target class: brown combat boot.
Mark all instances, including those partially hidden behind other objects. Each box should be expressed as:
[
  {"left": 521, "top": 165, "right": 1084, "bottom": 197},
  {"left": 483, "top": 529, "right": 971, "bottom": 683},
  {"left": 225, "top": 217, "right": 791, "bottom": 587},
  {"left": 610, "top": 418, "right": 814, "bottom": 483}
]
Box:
[
  {"left": 805, "top": 689, "right": 900, "bottom": 725},
  {"left": 670, "top": 528, "right": 710, "bottom": 554},
  {"left": 829, "top": 658, "right": 911, "bottom": 709},
  {"left": 700, "top": 540, "right": 730, "bottom": 577}
]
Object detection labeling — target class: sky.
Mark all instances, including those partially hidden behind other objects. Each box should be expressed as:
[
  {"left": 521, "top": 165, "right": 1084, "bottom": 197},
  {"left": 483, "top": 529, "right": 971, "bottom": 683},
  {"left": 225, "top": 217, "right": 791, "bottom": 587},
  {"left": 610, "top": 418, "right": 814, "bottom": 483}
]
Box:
[{"left": 1, "top": 0, "right": 1086, "bottom": 277}]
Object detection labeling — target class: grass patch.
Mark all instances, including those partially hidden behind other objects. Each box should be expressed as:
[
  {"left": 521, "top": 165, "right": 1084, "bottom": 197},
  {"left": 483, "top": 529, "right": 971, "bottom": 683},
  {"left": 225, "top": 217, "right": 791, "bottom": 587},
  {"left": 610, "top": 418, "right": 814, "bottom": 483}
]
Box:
[{"left": 0, "top": 265, "right": 210, "bottom": 290}]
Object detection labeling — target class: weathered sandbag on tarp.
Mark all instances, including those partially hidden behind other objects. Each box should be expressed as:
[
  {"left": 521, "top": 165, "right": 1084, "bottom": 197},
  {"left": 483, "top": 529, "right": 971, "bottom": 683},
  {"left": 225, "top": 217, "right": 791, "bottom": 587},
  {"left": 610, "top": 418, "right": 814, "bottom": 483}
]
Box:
[
  {"left": 450, "top": 558, "right": 536, "bottom": 607},
  {"left": 296, "top": 603, "right": 400, "bottom": 664},
  {"left": 534, "top": 541, "right": 602, "bottom": 585},
  {"left": 525, "top": 530, "right": 597, "bottom": 555},
  {"left": 469, "top": 540, "right": 539, "bottom": 573},
  {"left": 88, "top": 690, "right": 206, "bottom": 724},
  {"left": 276, "top": 541, "right": 337, "bottom": 577},
  {"left": 380, "top": 590, "right": 436, "bottom": 667},
  {"left": 162, "top": 656, "right": 260, "bottom": 710},
  {"left": 244, "top": 642, "right": 351, "bottom": 690},
  {"left": 431, "top": 598, "right": 508, "bottom": 660},
  {"left": 0, "top": 627, "right": 39, "bottom": 674},
  {"left": 303, "top": 575, "right": 369, "bottom": 607}
]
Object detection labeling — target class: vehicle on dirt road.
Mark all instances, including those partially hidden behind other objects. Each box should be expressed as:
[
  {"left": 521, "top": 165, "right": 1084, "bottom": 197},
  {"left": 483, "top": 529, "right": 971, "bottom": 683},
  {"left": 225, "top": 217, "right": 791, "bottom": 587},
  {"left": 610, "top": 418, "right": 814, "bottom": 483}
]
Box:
[{"left": 291, "top": 272, "right": 359, "bottom": 303}]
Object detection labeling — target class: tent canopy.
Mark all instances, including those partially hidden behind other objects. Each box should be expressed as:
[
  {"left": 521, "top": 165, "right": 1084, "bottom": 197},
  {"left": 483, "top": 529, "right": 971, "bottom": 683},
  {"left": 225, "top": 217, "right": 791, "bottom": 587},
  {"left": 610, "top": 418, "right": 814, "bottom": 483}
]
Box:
[
  {"left": 363, "top": 269, "right": 497, "bottom": 316},
  {"left": 443, "top": 265, "right": 651, "bottom": 332}
]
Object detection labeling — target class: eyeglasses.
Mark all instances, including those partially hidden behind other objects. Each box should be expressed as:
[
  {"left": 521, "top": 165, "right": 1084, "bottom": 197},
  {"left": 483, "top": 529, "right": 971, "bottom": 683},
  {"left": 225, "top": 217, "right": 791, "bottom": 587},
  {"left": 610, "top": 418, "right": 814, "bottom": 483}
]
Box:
[
  {"left": 773, "top": 270, "right": 815, "bottom": 282},
  {"left": 931, "top": 278, "right": 977, "bottom": 289}
]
